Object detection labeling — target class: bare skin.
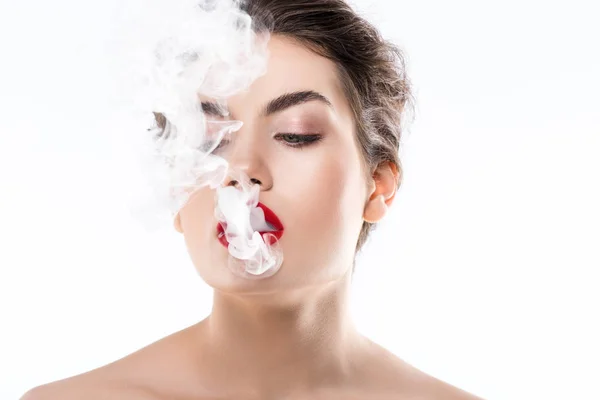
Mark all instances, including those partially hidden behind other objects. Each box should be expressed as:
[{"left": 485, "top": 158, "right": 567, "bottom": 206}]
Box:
[
  {"left": 22, "top": 276, "right": 482, "bottom": 400},
  {"left": 22, "top": 35, "right": 483, "bottom": 400},
  {"left": 22, "top": 316, "right": 481, "bottom": 400}
]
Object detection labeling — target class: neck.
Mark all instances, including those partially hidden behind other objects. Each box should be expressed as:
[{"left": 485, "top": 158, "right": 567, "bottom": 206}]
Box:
[{"left": 191, "top": 268, "right": 365, "bottom": 397}]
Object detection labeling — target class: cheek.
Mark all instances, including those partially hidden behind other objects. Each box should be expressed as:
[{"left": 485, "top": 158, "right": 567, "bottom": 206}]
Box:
[
  {"left": 280, "top": 148, "right": 365, "bottom": 252},
  {"left": 179, "top": 188, "right": 216, "bottom": 256},
  {"left": 320, "top": 155, "right": 366, "bottom": 229}
]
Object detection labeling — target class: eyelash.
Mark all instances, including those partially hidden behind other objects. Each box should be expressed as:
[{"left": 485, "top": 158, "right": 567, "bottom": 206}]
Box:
[
  {"left": 275, "top": 133, "right": 323, "bottom": 148},
  {"left": 212, "top": 133, "right": 323, "bottom": 151}
]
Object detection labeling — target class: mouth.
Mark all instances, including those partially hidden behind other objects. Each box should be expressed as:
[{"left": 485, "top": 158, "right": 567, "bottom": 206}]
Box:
[{"left": 216, "top": 202, "right": 284, "bottom": 248}]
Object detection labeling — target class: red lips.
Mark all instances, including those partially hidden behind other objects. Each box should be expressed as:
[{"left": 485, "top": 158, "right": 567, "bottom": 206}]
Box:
[{"left": 216, "top": 202, "right": 284, "bottom": 247}]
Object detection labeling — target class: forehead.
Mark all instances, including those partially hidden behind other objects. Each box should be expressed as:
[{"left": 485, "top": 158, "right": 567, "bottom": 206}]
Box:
[
  {"left": 254, "top": 34, "right": 343, "bottom": 97},
  {"left": 200, "top": 35, "right": 351, "bottom": 121}
]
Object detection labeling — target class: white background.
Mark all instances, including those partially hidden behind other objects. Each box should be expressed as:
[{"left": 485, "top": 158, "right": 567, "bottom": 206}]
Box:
[{"left": 1, "top": 0, "right": 599, "bottom": 398}]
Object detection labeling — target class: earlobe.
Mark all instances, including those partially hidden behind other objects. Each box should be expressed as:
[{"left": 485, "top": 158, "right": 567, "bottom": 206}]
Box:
[
  {"left": 363, "top": 195, "right": 387, "bottom": 223},
  {"left": 362, "top": 161, "right": 399, "bottom": 223},
  {"left": 174, "top": 213, "right": 183, "bottom": 234}
]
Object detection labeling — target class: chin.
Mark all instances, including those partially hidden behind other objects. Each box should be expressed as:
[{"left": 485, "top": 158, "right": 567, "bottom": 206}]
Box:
[
  {"left": 199, "top": 259, "right": 347, "bottom": 301},
  {"left": 190, "top": 234, "right": 350, "bottom": 295},
  {"left": 196, "top": 259, "right": 320, "bottom": 298},
  {"left": 195, "top": 259, "right": 287, "bottom": 294}
]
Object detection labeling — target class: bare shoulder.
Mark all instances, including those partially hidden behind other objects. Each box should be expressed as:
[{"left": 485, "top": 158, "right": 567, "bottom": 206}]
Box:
[
  {"left": 359, "top": 339, "right": 484, "bottom": 400},
  {"left": 408, "top": 373, "right": 484, "bottom": 400},
  {"left": 19, "top": 327, "right": 194, "bottom": 400},
  {"left": 19, "top": 373, "right": 158, "bottom": 400}
]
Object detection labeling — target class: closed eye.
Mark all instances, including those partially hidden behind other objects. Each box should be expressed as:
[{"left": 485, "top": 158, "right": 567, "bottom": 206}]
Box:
[
  {"left": 207, "top": 133, "right": 323, "bottom": 153},
  {"left": 274, "top": 133, "right": 323, "bottom": 148}
]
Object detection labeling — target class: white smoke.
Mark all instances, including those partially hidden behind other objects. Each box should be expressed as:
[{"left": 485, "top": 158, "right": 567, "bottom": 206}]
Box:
[{"left": 110, "top": 0, "right": 283, "bottom": 279}]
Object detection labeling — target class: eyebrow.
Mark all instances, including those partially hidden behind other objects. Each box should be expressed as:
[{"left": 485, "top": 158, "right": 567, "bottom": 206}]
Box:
[{"left": 200, "top": 90, "right": 333, "bottom": 118}]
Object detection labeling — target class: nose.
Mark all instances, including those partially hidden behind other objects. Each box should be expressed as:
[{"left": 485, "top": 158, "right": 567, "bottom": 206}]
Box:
[{"left": 222, "top": 125, "right": 272, "bottom": 191}]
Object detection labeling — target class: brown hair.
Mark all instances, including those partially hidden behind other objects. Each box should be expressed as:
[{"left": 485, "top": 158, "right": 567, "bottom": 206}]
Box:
[
  {"left": 242, "top": 0, "right": 415, "bottom": 253},
  {"left": 153, "top": 0, "right": 415, "bottom": 254}
]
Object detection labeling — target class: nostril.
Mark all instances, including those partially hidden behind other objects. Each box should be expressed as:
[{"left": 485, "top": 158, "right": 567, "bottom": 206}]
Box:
[{"left": 226, "top": 178, "right": 260, "bottom": 188}]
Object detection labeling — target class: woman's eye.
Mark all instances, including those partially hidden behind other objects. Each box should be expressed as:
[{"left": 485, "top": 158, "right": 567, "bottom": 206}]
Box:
[
  {"left": 276, "top": 133, "right": 323, "bottom": 148},
  {"left": 201, "top": 133, "right": 322, "bottom": 153}
]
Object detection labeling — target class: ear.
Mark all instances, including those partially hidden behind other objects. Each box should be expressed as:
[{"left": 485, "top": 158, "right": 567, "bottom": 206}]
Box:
[
  {"left": 174, "top": 212, "right": 183, "bottom": 234},
  {"left": 363, "top": 161, "right": 399, "bottom": 224}
]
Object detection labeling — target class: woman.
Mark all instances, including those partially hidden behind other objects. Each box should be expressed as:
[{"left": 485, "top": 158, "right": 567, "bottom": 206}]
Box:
[{"left": 23, "top": 0, "right": 481, "bottom": 399}]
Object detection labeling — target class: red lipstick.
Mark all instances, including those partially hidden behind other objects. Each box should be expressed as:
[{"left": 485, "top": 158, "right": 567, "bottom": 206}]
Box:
[{"left": 216, "top": 202, "right": 284, "bottom": 247}]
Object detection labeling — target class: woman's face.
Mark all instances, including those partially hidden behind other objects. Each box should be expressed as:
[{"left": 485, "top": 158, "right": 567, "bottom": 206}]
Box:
[{"left": 175, "top": 35, "right": 371, "bottom": 294}]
